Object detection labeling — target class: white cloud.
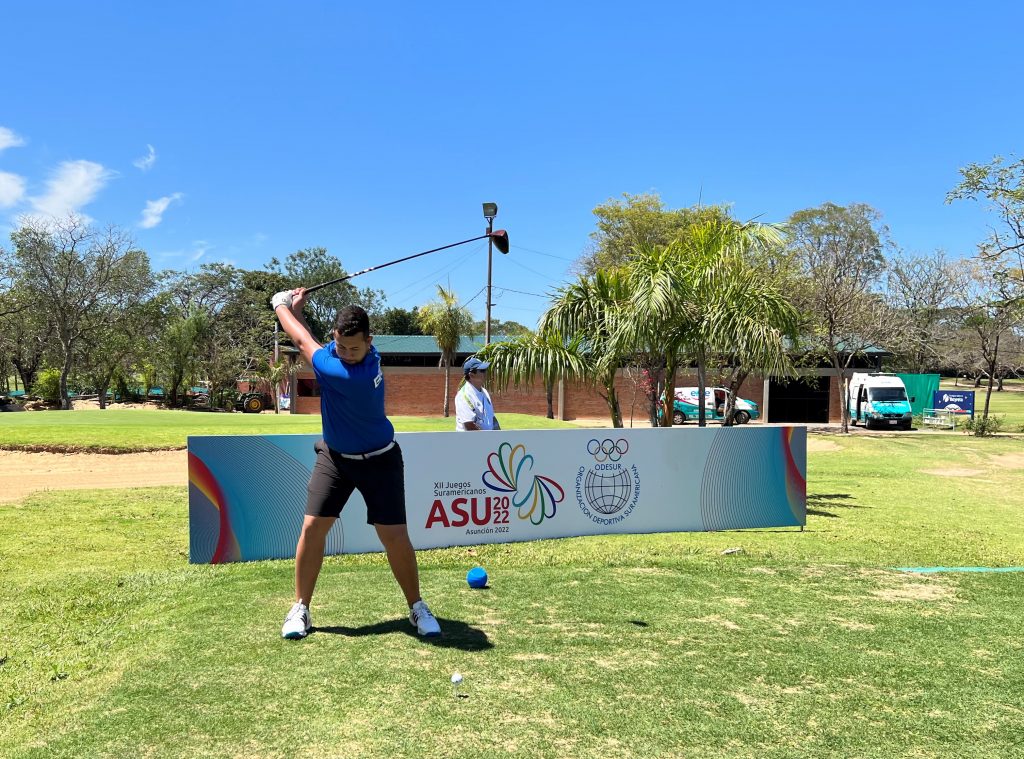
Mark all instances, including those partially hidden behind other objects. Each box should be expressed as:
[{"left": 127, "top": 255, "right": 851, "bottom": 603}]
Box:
[
  {"left": 30, "top": 160, "right": 114, "bottom": 218},
  {"left": 0, "top": 171, "right": 26, "bottom": 208},
  {"left": 190, "top": 240, "right": 211, "bottom": 262},
  {"left": 0, "top": 127, "right": 26, "bottom": 153},
  {"left": 133, "top": 144, "right": 157, "bottom": 171},
  {"left": 139, "top": 192, "right": 184, "bottom": 229}
]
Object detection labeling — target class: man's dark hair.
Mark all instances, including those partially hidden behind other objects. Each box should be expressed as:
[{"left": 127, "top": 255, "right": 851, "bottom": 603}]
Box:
[{"left": 334, "top": 305, "right": 370, "bottom": 337}]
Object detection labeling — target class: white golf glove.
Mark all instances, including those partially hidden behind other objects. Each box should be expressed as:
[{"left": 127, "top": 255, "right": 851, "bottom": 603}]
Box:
[{"left": 271, "top": 291, "right": 293, "bottom": 310}]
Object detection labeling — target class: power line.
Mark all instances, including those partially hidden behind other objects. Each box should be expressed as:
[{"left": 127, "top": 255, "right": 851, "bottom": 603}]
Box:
[
  {"left": 390, "top": 245, "right": 484, "bottom": 305},
  {"left": 502, "top": 255, "right": 564, "bottom": 283},
  {"left": 463, "top": 285, "right": 487, "bottom": 307},
  {"left": 510, "top": 244, "right": 575, "bottom": 263},
  {"left": 495, "top": 286, "right": 548, "bottom": 298},
  {"left": 491, "top": 303, "right": 546, "bottom": 313}
]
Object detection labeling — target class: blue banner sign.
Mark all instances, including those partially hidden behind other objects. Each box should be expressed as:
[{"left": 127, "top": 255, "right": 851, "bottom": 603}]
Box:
[
  {"left": 188, "top": 427, "right": 807, "bottom": 564},
  {"left": 932, "top": 390, "right": 975, "bottom": 417}
]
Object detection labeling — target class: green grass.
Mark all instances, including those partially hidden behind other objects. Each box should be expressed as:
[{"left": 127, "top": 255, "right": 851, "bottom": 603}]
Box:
[
  {"left": 0, "top": 409, "right": 575, "bottom": 451},
  {"left": 2, "top": 434, "right": 1023, "bottom": 757}
]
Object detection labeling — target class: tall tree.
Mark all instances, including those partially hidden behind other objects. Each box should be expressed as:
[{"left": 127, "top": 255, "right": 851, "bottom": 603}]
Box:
[
  {"left": 158, "top": 309, "right": 211, "bottom": 408},
  {"left": 253, "top": 357, "right": 293, "bottom": 415},
  {"left": 160, "top": 262, "right": 239, "bottom": 314},
  {"left": 474, "top": 272, "right": 630, "bottom": 427},
  {"left": 885, "top": 252, "right": 965, "bottom": 373},
  {"left": 0, "top": 256, "right": 24, "bottom": 318},
  {"left": 9, "top": 216, "right": 153, "bottom": 409},
  {"left": 75, "top": 298, "right": 162, "bottom": 409},
  {"left": 269, "top": 248, "right": 386, "bottom": 338},
  {"left": 947, "top": 155, "right": 1024, "bottom": 292},
  {"left": 951, "top": 261, "right": 1023, "bottom": 433},
  {"left": 0, "top": 295, "right": 51, "bottom": 392},
  {"left": 469, "top": 318, "right": 531, "bottom": 338},
  {"left": 376, "top": 307, "right": 424, "bottom": 335},
  {"left": 575, "top": 192, "right": 729, "bottom": 276},
  {"left": 542, "top": 269, "right": 631, "bottom": 427},
  {"left": 788, "top": 203, "right": 897, "bottom": 433},
  {"left": 476, "top": 330, "right": 590, "bottom": 420},
  {"left": 416, "top": 286, "right": 474, "bottom": 417},
  {"left": 618, "top": 218, "right": 798, "bottom": 428}
]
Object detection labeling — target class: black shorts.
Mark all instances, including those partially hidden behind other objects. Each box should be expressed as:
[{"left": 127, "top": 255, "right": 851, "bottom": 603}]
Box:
[{"left": 305, "top": 440, "right": 407, "bottom": 525}]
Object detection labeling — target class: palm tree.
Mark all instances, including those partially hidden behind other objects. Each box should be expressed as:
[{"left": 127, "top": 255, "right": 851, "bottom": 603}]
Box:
[
  {"left": 476, "top": 330, "right": 590, "bottom": 420},
  {"left": 417, "top": 285, "right": 474, "bottom": 417},
  {"left": 255, "top": 358, "right": 291, "bottom": 414},
  {"left": 473, "top": 270, "right": 630, "bottom": 427},
  {"left": 618, "top": 218, "right": 798, "bottom": 427},
  {"left": 475, "top": 218, "right": 798, "bottom": 430},
  {"left": 541, "top": 269, "right": 632, "bottom": 427}
]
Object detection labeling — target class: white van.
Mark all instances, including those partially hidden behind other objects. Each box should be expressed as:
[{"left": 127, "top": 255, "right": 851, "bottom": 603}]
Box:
[{"left": 847, "top": 373, "right": 914, "bottom": 430}]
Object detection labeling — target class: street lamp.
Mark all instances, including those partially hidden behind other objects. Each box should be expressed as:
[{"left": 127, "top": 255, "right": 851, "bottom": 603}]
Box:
[{"left": 483, "top": 202, "right": 498, "bottom": 344}]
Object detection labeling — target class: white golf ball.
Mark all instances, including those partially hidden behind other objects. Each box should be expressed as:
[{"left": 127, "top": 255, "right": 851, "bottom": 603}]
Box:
[{"left": 451, "top": 672, "right": 463, "bottom": 685}]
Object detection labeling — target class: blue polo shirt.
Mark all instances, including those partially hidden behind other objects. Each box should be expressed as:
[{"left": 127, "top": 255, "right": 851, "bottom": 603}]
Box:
[{"left": 311, "top": 342, "right": 394, "bottom": 455}]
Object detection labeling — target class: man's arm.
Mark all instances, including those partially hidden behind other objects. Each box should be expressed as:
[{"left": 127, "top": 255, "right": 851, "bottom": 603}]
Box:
[{"left": 273, "top": 287, "right": 322, "bottom": 366}]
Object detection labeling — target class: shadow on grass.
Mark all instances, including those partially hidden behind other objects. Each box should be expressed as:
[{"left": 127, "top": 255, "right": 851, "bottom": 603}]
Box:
[
  {"left": 807, "top": 509, "right": 839, "bottom": 518},
  {"left": 314, "top": 617, "right": 493, "bottom": 651},
  {"left": 807, "top": 492, "right": 866, "bottom": 519}
]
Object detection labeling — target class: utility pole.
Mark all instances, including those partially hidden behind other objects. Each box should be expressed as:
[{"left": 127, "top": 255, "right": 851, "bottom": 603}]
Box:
[{"left": 482, "top": 202, "right": 498, "bottom": 344}]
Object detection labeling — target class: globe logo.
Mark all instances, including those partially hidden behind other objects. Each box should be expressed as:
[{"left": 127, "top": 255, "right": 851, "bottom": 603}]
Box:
[
  {"left": 584, "top": 467, "right": 633, "bottom": 514},
  {"left": 576, "top": 438, "right": 640, "bottom": 524}
]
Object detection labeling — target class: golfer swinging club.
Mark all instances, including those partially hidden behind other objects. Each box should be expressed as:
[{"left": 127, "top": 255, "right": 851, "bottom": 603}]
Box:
[{"left": 272, "top": 288, "right": 441, "bottom": 639}]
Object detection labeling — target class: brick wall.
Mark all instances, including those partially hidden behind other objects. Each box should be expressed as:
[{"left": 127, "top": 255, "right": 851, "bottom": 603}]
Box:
[
  {"left": 383, "top": 368, "right": 551, "bottom": 417},
  {"left": 295, "top": 396, "right": 320, "bottom": 415},
  {"left": 291, "top": 365, "right": 766, "bottom": 422}
]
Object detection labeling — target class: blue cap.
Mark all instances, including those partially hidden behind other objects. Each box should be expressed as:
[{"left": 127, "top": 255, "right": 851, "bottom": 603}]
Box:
[{"left": 463, "top": 356, "right": 490, "bottom": 374}]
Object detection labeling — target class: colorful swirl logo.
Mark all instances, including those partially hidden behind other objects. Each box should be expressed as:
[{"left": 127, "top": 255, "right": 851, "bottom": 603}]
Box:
[
  {"left": 482, "top": 442, "right": 565, "bottom": 525},
  {"left": 587, "top": 438, "right": 629, "bottom": 463}
]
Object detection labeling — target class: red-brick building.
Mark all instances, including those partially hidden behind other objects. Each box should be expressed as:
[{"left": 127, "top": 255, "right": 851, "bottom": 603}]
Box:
[{"left": 283, "top": 335, "right": 890, "bottom": 424}]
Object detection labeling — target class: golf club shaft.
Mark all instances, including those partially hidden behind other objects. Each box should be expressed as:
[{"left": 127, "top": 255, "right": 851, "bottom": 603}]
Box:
[{"left": 304, "top": 234, "right": 493, "bottom": 295}]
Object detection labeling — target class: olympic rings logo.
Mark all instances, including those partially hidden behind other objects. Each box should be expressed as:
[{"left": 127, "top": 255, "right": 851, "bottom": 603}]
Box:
[{"left": 586, "top": 438, "right": 629, "bottom": 462}]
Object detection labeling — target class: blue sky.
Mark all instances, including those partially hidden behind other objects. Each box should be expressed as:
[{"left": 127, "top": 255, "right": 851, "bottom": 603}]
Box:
[{"left": 2, "top": 2, "right": 1021, "bottom": 329}]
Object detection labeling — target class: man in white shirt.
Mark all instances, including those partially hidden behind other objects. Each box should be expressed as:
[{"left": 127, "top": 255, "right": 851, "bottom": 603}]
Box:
[{"left": 455, "top": 356, "right": 501, "bottom": 431}]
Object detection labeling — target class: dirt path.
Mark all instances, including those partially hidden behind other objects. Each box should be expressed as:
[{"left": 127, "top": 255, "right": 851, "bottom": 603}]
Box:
[{"left": 0, "top": 450, "right": 188, "bottom": 503}]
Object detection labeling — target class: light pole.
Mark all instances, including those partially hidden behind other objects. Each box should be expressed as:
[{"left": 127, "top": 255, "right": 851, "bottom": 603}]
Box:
[{"left": 482, "top": 202, "right": 498, "bottom": 344}]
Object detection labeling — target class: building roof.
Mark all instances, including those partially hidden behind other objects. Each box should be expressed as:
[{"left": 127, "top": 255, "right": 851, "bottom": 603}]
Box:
[
  {"left": 782, "top": 336, "right": 892, "bottom": 357},
  {"left": 372, "top": 334, "right": 512, "bottom": 355}
]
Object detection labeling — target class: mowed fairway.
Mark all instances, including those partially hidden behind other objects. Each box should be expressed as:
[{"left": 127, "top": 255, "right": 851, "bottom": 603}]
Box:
[
  {"left": 2, "top": 417, "right": 1024, "bottom": 757},
  {"left": 0, "top": 409, "right": 576, "bottom": 451}
]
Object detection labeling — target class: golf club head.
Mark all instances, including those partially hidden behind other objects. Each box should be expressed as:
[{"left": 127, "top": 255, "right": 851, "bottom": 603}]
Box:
[{"left": 490, "top": 229, "right": 510, "bottom": 254}]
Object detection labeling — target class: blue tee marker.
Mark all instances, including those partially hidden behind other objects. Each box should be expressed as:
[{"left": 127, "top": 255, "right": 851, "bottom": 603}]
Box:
[{"left": 466, "top": 566, "right": 488, "bottom": 588}]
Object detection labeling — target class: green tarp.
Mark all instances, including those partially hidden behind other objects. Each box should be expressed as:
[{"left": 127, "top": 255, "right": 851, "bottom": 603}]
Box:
[{"left": 896, "top": 374, "right": 940, "bottom": 416}]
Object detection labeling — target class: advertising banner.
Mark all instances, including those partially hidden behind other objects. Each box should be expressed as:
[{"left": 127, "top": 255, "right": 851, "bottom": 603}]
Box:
[
  {"left": 188, "top": 426, "right": 806, "bottom": 564},
  {"left": 931, "top": 390, "right": 975, "bottom": 417}
]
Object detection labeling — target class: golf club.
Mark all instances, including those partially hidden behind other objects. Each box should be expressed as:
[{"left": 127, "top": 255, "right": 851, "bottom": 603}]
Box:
[{"left": 303, "top": 230, "right": 510, "bottom": 295}]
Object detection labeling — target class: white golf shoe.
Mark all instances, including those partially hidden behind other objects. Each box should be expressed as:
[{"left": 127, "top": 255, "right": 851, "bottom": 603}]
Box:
[
  {"left": 281, "top": 601, "right": 312, "bottom": 640},
  {"left": 409, "top": 599, "right": 441, "bottom": 637}
]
